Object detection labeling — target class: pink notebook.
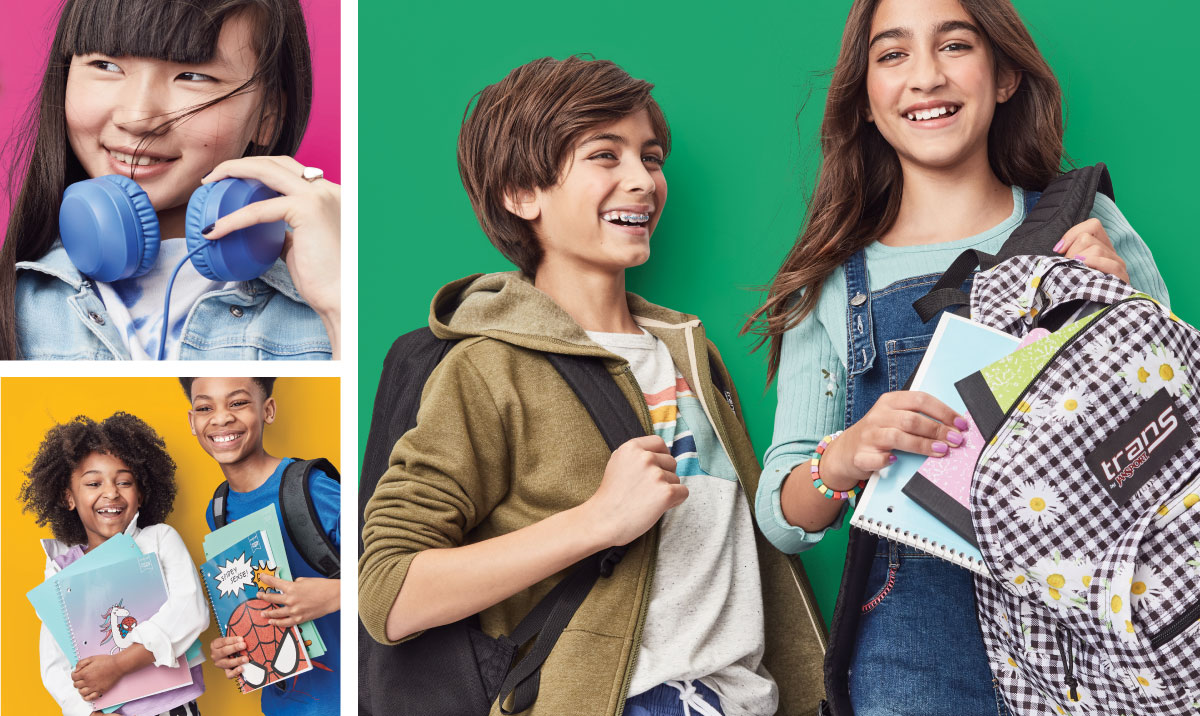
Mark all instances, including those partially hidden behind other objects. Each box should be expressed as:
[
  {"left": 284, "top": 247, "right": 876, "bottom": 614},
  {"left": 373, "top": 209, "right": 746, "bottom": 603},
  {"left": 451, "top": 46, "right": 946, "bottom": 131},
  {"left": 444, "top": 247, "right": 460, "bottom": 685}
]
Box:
[
  {"left": 903, "top": 413, "right": 987, "bottom": 545},
  {"left": 57, "top": 553, "right": 193, "bottom": 708}
]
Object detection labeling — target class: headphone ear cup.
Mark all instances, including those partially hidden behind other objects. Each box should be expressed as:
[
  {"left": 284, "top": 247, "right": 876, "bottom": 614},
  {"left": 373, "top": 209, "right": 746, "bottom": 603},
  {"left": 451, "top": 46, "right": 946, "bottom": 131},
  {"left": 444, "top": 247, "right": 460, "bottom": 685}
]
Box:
[
  {"left": 59, "top": 175, "right": 160, "bottom": 281},
  {"left": 184, "top": 182, "right": 219, "bottom": 280},
  {"left": 185, "top": 178, "right": 285, "bottom": 282}
]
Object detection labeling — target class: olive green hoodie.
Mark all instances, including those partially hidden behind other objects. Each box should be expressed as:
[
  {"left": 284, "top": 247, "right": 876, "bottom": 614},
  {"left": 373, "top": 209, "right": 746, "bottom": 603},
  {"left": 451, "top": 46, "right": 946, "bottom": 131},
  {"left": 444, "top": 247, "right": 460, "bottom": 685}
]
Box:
[{"left": 359, "top": 272, "right": 827, "bottom": 715}]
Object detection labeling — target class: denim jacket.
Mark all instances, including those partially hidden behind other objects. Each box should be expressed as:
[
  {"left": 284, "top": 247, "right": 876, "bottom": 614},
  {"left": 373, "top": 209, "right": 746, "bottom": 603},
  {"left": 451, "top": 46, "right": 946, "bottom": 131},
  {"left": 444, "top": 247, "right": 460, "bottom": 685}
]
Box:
[{"left": 16, "top": 240, "right": 332, "bottom": 360}]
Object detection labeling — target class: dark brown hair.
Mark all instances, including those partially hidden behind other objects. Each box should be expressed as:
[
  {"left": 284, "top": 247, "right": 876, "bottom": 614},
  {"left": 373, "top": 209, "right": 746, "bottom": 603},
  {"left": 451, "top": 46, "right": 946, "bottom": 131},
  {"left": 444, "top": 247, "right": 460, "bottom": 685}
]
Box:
[
  {"left": 1, "top": 0, "right": 313, "bottom": 359},
  {"left": 746, "top": 0, "right": 1064, "bottom": 381},
  {"left": 457, "top": 55, "right": 671, "bottom": 276},
  {"left": 18, "top": 412, "right": 177, "bottom": 546}
]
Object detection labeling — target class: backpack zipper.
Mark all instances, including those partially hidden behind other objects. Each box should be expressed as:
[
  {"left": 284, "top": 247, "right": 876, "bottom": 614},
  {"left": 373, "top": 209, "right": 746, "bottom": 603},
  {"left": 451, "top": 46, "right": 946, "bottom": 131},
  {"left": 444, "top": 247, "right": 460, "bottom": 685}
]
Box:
[{"left": 1149, "top": 599, "right": 1200, "bottom": 649}]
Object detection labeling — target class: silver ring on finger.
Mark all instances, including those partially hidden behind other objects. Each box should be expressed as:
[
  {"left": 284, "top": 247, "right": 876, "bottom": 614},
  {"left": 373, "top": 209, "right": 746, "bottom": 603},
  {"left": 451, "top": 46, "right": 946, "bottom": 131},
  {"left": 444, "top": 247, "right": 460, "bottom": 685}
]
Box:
[{"left": 301, "top": 166, "right": 324, "bottom": 182}]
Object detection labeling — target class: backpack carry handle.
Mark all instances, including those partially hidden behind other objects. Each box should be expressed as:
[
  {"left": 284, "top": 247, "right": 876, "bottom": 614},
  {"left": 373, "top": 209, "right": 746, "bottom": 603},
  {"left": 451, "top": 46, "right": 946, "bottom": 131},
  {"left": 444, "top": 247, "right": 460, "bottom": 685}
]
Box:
[{"left": 910, "top": 163, "right": 1113, "bottom": 323}]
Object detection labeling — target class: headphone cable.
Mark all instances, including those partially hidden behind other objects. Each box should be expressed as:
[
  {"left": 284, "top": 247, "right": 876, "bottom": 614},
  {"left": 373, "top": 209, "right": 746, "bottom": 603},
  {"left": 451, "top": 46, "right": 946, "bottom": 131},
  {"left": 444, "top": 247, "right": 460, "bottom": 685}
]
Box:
[{"left": 159, "top": 242, "right": 211, "bottom": 360}]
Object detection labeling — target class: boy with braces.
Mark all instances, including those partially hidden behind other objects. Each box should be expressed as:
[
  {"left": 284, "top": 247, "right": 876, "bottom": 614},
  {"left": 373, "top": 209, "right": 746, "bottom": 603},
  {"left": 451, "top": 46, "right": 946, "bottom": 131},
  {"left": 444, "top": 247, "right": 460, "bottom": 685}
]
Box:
[{"left": 358, "top": 56, "right": 825, "bottom": 716}]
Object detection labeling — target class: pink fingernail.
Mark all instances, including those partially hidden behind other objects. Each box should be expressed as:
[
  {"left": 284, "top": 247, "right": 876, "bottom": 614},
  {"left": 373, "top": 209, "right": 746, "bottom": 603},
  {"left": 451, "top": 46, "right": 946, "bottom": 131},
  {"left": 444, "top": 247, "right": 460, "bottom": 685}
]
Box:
[
  {"left": 888, "top": 454, "right": 897, "bottom": 464},
  {"left": 946, "top": 431, "right": 963, "bottom": 446},
  {"left": 932, "top": 441, "right": 948, "bottom": 455},
  {"left": 1053, "top": 239, "right": 1065, "bottom": 253},
  {"left": 1074, "top": 254, "right": 1086, "bottom": 261},
  {"left": 954, "top": 416, "right": 969, "bottom": 431}
]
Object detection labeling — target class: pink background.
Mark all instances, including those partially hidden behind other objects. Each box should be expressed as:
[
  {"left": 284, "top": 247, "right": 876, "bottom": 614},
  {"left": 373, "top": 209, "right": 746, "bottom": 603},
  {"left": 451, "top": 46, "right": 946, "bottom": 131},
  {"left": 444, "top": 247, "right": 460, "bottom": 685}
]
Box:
[{"left": 0, "top": 0, "right": 341, "bottom": 238}]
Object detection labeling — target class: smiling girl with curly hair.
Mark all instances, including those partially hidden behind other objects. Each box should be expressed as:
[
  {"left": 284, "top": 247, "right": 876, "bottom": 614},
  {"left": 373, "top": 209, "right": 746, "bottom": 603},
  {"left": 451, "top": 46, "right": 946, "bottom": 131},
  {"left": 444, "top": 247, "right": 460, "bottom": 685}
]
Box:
[{"left": 20, "top": 412, "right": 209, "bottom": 716}]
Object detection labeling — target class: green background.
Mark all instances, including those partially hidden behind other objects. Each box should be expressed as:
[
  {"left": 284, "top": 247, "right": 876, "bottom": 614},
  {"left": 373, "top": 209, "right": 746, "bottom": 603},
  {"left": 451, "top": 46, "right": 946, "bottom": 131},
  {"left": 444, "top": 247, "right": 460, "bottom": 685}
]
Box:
[{"left": 359, "top": 0, "right": 1200, "bottom": 626}]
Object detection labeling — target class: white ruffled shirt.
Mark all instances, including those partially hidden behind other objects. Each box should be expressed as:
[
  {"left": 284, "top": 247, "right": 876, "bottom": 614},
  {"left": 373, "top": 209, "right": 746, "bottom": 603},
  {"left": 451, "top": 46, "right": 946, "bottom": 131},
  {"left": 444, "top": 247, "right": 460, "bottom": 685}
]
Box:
[{"left": 38, "top": 518, "right": 208, "bottom": 716}]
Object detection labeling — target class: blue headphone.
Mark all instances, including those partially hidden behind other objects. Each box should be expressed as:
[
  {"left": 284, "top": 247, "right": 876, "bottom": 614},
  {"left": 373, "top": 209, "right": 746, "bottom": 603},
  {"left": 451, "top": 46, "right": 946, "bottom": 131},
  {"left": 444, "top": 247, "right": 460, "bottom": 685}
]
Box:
[{"left": 58, "top": 174, "right": 287, "bottom": 358}]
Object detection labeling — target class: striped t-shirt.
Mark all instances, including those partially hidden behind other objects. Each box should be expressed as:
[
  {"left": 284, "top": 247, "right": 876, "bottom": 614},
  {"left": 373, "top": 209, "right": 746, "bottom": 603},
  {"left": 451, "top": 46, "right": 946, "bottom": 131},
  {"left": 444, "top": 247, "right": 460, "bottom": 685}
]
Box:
[{"left": 587, "top": 328, "right": 776, "bottom": 716}]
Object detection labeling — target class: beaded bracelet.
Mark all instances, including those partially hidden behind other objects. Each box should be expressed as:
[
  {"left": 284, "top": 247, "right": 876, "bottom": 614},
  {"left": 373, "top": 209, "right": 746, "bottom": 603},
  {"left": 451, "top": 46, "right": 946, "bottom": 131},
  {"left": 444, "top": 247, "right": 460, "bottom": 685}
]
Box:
[{"left": 810, "top": 430, "right": 867, "bottom": 500}]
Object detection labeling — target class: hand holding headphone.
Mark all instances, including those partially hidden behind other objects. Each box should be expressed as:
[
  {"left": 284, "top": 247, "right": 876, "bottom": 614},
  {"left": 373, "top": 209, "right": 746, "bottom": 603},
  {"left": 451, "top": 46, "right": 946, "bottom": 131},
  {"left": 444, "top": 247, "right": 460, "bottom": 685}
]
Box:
[
  {"left": 59, "top": 174, "right": 286, "bottom": 358},
  {"left": 60, "top": 173, "right": 286, "bottom": 283}
]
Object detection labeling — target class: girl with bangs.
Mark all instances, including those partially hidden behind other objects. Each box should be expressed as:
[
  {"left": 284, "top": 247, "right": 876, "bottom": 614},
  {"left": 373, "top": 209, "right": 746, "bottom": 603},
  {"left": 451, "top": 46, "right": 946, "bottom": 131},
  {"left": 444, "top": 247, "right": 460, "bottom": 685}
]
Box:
[
  {"left": 0, "top": 0, "right": 340, "bottom": 360},
  {"left": 746, "top": 1, "right": 1169, "bottom": 714}
]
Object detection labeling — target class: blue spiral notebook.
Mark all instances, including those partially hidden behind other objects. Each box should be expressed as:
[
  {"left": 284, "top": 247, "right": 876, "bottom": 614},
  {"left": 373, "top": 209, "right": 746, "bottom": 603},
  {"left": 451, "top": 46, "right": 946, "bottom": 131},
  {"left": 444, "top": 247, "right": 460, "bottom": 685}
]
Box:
[{"left": 849, "top": 313, "right": 1021, "bottom": 577}]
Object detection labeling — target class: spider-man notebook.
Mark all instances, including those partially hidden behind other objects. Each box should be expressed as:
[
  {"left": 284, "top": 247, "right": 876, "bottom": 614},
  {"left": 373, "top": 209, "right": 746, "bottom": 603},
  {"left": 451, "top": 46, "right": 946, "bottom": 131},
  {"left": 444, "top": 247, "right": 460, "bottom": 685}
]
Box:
[
  {"left": 57, "top": 553, "right": 193, "bottom": 708},
  {"left": 203, "top": 504, "right": 326, "bottom": 658},
  {"left": 201, "top": 530, "right": 313, "bottom": 693}
]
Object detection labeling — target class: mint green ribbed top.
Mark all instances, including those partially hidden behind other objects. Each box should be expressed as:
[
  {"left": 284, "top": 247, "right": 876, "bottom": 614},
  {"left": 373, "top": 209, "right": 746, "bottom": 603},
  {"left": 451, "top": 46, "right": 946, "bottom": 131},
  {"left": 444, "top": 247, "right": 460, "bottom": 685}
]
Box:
[{"left": 757, "top": 186, "right": 1171, "bottom": 554}]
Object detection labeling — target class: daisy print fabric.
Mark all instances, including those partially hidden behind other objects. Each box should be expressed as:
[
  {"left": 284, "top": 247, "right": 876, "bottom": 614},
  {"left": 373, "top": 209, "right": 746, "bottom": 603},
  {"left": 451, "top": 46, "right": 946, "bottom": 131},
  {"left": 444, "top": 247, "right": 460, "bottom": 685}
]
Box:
[{"left": 964, "top": 275, "right": 1200, "bottom": 714}]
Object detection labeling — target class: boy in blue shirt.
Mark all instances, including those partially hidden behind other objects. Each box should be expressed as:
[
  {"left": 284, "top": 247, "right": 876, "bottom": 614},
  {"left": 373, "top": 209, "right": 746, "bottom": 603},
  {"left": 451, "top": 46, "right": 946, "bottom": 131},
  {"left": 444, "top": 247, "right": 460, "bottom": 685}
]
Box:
[{"left": 181, "top": 376, "right": 340, "bottom": 716}]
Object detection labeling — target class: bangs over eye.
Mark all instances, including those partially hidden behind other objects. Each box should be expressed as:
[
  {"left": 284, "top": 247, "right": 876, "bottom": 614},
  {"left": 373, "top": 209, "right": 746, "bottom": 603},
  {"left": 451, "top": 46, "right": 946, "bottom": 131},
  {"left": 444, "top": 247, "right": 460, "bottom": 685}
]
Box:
[{"left": 59, "top": 0, "right": 227, "bottom": 63}]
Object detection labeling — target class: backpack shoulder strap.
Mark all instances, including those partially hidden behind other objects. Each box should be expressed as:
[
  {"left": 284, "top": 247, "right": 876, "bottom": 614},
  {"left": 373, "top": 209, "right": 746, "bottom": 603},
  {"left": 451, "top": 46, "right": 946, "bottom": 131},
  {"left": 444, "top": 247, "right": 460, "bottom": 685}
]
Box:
[
  {"left": 280, "top": 458, "right": 341, "bottom": 579},
  {"left": 997, "top": 163, "right": 1113, "bottom": 260},
  {"left": 494, "top": 352, "right": 644, "bottom": 714},
  {"left": 211, "top": 481, "right": 231, "bottom": 529},
  {"left": 359, "top": 327, "right": 458, "bottom": 544},
  {"left": 543, "top": 352, "right": 644, "bottom": 452},
  {"left": 911, "top": 164, "right": 1113, "bottom": 323}
]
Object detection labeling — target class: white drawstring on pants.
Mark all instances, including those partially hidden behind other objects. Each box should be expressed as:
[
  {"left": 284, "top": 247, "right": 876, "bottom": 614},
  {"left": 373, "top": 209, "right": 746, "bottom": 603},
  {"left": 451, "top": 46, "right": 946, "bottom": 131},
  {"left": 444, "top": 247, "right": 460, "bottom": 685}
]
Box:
[{"left": 664, "top": 680, "right": 723, "bottom": 716}]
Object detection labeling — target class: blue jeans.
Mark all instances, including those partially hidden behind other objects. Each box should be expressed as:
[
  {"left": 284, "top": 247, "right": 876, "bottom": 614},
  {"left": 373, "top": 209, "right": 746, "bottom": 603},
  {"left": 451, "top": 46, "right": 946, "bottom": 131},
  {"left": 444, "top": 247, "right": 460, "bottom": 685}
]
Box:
[
  {"left": 848, "top": 541, "right": 1009, "bottom": 716},
  {"left": 624, "top": 680, "right": 725, "bottom": 716}
]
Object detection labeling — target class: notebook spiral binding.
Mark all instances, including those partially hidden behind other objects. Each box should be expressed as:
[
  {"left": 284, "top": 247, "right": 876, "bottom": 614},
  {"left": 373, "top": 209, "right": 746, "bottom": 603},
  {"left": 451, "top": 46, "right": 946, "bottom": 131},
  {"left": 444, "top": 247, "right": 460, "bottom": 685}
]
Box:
[
  {"left": 55, "top": 580, "right": 81, "bottom": 662},
  {"left": 855, "top": 515, "right": 990, "bottom": 576}
]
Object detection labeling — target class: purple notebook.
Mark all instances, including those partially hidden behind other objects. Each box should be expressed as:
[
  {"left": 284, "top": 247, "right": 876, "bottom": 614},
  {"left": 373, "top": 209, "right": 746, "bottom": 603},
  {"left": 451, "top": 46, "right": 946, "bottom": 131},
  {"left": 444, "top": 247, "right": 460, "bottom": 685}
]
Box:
[{"left": 58, "top": 553, "right": 193, "bottom": 708}]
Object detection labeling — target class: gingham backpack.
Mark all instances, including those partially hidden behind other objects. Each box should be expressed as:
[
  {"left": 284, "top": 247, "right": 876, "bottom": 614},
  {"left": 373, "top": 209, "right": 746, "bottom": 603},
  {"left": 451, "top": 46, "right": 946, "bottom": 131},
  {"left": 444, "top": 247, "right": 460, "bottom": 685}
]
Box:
[{"left": 952, "top": 249, "right": 1200, "bottom": 714}]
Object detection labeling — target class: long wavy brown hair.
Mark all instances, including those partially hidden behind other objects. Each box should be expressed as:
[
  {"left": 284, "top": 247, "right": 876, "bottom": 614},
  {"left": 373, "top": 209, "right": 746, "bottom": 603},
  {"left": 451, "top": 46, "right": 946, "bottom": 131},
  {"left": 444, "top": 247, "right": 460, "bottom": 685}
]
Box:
[{"left": 745, "top": 0, "right": 1065, "bottom": 382}]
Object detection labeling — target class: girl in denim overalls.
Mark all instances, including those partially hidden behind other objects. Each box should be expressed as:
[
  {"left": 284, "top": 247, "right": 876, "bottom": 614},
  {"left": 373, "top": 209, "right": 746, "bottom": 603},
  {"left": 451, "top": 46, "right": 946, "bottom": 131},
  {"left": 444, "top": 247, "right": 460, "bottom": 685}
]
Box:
[
  {"left": 0, "top": 0, "right": 342, "bottom": 360},
  {"left": 746, "top": 1, "right": 1170, "bottom": 715}
]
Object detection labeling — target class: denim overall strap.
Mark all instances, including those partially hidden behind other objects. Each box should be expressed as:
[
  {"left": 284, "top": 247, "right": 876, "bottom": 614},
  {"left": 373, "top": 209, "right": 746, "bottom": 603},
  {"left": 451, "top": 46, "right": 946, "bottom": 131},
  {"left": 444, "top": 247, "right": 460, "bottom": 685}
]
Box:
[
  {"left": 823, "top": 250, "right": 1006, "bottom": 716},
  {"left": 844, "top": 249, "right": 875, "bottom": 378}
]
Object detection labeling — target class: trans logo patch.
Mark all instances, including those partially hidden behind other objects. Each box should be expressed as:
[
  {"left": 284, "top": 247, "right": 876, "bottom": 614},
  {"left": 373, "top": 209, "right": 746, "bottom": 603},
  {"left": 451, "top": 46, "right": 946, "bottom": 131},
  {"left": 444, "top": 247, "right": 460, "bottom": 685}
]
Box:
[{"left": 1085, "top": 388, "right": 1194, "bottom": 505}]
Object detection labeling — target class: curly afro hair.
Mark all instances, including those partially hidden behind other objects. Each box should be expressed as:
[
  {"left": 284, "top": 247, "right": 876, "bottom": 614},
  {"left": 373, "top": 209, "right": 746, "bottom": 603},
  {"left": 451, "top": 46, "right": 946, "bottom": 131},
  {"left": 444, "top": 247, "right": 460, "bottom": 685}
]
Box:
[{"left": 18, "top": 412, "right": 178, "bottom": 546}]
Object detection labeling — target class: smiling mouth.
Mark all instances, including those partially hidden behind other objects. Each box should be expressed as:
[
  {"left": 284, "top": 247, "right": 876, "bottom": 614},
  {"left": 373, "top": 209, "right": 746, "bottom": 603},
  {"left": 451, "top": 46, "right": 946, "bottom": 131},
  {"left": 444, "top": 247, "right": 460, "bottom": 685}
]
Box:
[
  {"left": 904, "top": 105, "right": 960, "bottom": 122},
  {"left": 96, "top": 506, "right": 125, "bottom": 517},
  {"left": 601, "top": 211, "right": 651, "bottom": 227},
  {"left": 108, "top": 149, "right": 175, "bottom": 167},
  {"left": 210, "top": 432, "right": 244, "bottom": 446}
]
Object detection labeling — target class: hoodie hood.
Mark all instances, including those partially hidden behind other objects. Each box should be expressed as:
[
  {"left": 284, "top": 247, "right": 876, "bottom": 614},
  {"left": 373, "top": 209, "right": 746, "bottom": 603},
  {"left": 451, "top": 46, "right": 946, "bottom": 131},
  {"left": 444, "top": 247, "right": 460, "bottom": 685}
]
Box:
[{"left": 428, "top": 272, "right": 701, "bottom": 357}]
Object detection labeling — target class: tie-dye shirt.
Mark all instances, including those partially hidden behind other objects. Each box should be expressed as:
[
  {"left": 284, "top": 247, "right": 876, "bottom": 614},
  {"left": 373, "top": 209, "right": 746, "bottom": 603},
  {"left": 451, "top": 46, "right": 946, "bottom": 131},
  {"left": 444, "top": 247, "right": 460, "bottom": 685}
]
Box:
[
  {"left": 586, "top": 329, "right": 776, "bottom": 716},
  {"left": 96, "top": 238, "right": 230, "bottom": 360}
]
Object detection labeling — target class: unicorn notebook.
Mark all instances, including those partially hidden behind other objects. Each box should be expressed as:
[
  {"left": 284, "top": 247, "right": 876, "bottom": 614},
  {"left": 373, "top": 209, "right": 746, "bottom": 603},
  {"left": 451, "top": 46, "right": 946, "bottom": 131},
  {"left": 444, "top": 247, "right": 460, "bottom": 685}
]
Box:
[
  {"left": 28, "top": 533, "right": 141, "bottom": 663},
  {"left": 201, "top": 530, "right": 313, "bottom": 693},
  {"left": 57, "top": 553, "right": 193, "bottom": 709}
]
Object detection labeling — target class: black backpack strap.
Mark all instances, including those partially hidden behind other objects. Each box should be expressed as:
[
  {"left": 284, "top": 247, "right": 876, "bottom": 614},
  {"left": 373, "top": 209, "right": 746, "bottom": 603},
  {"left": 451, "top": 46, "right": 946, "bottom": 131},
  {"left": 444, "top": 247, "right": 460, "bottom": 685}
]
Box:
[
  {"left": 359, "top": 327, "right": 458, "bottom": 546},
  {"left": 708, "top": 352, "right": 735, "bottom": 416},
  {"left": 494, "top": 352, "right": 644, "bottom": 714},
  {"left": 996, "top": 163, "right": 1113, "bottom": 261},
  {"left": 911, "top": 164, "right": 1113, "bottom": 323},
  {"left": 280, "top": 458, "right": 342, "bottom": 579},
  {"left": 211, "top": 482, "right": 230, "bottom": 529}
]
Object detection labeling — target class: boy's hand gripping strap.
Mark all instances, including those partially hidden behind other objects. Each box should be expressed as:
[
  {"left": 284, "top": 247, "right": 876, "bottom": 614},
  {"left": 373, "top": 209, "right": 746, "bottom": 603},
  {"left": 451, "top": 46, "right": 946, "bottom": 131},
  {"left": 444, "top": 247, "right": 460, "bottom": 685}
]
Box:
[
  {"left": 494, "top": 351, "right": 645, "bottom": 715},
  {"left": 911, "top": 163, "right": 1114, "bottom": 323}
]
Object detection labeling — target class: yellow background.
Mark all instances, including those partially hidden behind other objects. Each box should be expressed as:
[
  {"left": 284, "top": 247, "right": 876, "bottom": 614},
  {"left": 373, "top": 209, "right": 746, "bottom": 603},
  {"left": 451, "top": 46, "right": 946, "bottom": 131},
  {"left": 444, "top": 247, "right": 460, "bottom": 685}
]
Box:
[{"left": 1, "top": 376, "right": 340, "bottom": 716}]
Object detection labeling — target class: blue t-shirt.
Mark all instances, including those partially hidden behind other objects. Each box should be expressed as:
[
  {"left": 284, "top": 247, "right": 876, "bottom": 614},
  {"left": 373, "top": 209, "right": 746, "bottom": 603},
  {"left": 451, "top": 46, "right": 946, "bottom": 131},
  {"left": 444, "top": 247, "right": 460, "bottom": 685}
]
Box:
[{"left": 205, "top": 458, "right": 340, "bottom": 716}]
